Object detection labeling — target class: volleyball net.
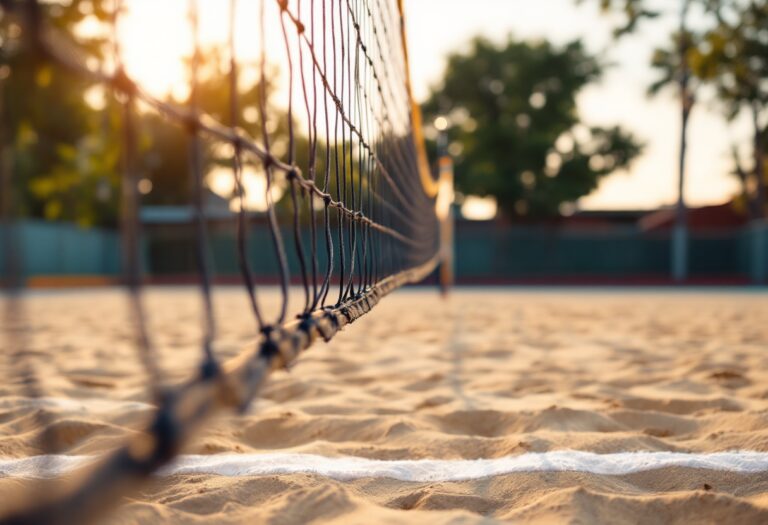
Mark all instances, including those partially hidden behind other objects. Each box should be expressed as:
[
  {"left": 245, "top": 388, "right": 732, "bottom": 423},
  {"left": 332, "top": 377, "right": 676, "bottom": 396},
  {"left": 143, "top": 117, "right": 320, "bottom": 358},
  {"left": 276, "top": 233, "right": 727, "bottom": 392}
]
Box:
[{"left": 0, "top": 0, "right": 450, "bottom": 522}]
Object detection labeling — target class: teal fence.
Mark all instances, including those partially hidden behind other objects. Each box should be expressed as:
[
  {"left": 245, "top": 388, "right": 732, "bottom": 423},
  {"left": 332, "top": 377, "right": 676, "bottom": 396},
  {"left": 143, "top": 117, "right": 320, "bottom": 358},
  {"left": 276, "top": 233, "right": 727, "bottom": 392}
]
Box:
[
  {"left": 1, "top": 221, "right": 121, "bottom": 279},
  {"left": 3, "top": 219, "right": 768, "bottom": 284},
  {"left": 453, "top": 222, "right": 762, "bottom": 283}
]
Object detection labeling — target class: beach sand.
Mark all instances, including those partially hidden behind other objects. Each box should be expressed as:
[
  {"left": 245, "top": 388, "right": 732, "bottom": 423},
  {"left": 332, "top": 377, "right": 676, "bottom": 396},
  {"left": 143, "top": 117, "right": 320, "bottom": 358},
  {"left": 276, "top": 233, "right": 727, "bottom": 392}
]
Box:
[{"left": 2, "top": 288, "right": 768, "bottom": 523}]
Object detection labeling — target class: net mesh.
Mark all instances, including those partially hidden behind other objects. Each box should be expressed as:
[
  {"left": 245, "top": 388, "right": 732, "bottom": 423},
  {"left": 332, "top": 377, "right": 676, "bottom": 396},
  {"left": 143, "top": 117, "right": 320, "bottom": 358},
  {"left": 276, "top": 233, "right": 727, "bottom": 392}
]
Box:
[{"left": 0, "top": 0, "right": 443, "bottom": 522}]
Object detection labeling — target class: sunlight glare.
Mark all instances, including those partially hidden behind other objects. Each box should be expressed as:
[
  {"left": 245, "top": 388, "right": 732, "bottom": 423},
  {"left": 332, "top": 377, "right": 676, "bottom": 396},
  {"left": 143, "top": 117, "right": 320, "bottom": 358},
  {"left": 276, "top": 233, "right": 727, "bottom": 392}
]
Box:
[
  {"left": 461, "top": 196, "right": 497, "bottom": 221},
  {"left": 117, "top": 0, "right": 278, "bottom": 100},
  {"left": 118, "top": 0, "right": 192, "bottom": 99},
  {"left": 207, "top": 165, "right": 284, "bottom": 213}
]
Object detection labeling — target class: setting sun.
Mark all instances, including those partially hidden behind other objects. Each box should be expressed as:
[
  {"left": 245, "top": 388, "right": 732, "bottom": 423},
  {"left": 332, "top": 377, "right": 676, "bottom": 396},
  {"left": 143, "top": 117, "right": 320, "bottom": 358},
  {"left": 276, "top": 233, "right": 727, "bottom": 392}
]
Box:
[
  {"left": 117, "top": 0, "right": 193, "bottom": 99},
  {"left": 116, "top": 0, "right": 284, "bottom": 100},
  {"left": 112, "top": 0, "right": 292, "bottom": 207}
]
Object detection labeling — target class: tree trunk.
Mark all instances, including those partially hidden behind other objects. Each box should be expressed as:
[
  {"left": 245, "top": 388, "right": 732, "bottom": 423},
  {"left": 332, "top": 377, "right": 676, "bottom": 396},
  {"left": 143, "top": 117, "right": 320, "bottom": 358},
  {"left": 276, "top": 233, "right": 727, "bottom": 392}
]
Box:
[
  {"left": 672, "top": 102, "right": 690, "bottom": 283},
  {"left": 753, "top": 104, "right": 766, "bottom": 219},
  {"left": 733, "top": 146, "right": 760, "bottom": 219},
  {"left": 672, "top": 0, "right": 691, "bottom": 283}
]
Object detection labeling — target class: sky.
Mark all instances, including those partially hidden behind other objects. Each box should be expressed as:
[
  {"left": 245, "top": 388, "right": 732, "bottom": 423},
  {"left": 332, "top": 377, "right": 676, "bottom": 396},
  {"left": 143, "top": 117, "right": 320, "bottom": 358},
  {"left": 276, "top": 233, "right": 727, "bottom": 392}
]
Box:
[
  {"left": 115, "top": 0, "right": 750, "bottom": 212},
  {"left": 402, "top": 0, "right": 748, "bottom": 211}
]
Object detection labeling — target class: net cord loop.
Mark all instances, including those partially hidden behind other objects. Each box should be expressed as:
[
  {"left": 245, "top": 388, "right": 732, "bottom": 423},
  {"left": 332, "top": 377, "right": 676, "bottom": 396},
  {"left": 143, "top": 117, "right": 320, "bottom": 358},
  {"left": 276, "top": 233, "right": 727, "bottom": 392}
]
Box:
[
  {"left": 229, "top": 0, "right": 265, "bottom": 330},
  {"left": 187, "top": 0, "right": 218, "bottom": 368}
]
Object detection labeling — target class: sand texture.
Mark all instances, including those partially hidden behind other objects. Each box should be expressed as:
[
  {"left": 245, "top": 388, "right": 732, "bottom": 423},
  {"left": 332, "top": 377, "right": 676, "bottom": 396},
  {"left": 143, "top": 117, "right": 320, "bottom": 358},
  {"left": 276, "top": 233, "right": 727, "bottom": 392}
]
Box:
[{"left": 1, "top": 288, "right": 768, "bottom": 523}]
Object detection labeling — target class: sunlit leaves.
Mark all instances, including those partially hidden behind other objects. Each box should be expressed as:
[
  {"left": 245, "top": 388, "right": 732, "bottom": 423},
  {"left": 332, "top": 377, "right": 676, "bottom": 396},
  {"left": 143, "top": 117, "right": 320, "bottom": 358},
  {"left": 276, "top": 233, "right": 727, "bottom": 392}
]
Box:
[{"left": 423, "top": 37, "right": 643, "bottom": 219}]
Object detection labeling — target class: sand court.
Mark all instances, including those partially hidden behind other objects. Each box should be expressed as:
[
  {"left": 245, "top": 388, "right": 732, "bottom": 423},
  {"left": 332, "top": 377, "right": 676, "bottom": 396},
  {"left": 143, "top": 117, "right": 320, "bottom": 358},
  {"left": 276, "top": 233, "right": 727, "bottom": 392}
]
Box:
[{"left": 2, "top": 288, "right": 768, "bottom": 523}]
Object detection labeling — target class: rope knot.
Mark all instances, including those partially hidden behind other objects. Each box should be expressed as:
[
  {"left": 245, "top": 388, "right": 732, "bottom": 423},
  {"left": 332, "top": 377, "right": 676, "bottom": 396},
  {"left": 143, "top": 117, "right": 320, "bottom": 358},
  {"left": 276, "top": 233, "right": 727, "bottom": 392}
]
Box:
[
  {"left": 199, "top": 357, "right": 219, "bottom": 381},
  {"left": 259, "top": 325, "right": 280, "bottom": 360},
  {"left": 298, "top": 314, "right": 315, "bottom": 335},
  {"left": 317, "top": 308, "right": 339, "bottom": 342}
]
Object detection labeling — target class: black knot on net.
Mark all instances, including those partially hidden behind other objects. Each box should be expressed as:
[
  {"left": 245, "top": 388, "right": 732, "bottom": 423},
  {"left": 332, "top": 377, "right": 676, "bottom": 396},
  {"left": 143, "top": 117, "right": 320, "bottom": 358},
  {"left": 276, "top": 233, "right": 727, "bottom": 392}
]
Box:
[
  {"left": 318, "top": 309, "right": 339, "bottom": 342},
  {"left": 199, "top": 357, "right": 219, "bottom": 381},
  {"left": 259, "top": 325, "right": 281, "bottom": 361},
  {"left": 147, "top": 402, "right": 181, "bottom": 465},
  {"left": 338, "top": 305, "right": 352, "bottom": 320},
  {"left": 297, "top": 314, "right": 315, "bottom": 335}
]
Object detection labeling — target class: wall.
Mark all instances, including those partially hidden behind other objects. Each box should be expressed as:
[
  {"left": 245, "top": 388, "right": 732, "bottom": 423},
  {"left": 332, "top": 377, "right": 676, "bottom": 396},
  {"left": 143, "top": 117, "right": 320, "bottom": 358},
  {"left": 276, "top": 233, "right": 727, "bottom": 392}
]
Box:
[
  {"left": 4, "top": 219, "right": 768, "bottom": 285},
  {"left": 452, "top": 221, "right": 763, "bottom": 284},
  {"left": 0, "top": 221, "right": 121, "bottom": 280}
]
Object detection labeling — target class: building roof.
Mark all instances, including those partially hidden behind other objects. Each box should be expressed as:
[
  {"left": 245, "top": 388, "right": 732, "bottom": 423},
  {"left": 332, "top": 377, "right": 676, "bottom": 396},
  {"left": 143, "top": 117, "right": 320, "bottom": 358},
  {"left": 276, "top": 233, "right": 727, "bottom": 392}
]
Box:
[
  {"left": 638, "top": 202, "right": 748, "bottom": 232},
  {"left": 140, "top": 190, "right": 248, "bottom": 224}
]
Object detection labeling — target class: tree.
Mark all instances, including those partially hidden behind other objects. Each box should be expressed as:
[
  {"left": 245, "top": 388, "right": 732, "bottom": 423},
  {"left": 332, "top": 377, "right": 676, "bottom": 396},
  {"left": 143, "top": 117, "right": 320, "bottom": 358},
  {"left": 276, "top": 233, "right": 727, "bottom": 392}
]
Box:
[
  {"left": 139, "top": 49, "right": 278, "bottom": 207},
  {"left": 651, "top": 2, "right": 699, "bottom": 282},
  {"left": 587, "top": 0, "right": 706, "bottom": 282},
  {"left": 0, "top": 0, "right": 120, "bottom": 226},
  {"left": 138, "top": 48, "right": 309, "bottom": 216},
  {"left": 0, "top": 3, "right": 298, "bottom": 223},
  {"left": 591, "top": 0, "right": 768, "bottom": 218},
  {"left": 694, "top": 0, "right": 768, "bottom": 218},
  {"left": 422, "top": 37, "right": 642, "bottom": 219}
]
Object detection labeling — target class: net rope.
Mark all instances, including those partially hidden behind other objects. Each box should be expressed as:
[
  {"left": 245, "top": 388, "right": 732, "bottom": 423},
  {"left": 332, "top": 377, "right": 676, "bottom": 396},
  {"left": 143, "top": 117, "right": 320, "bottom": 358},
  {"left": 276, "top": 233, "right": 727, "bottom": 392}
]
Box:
[{"left": 0, "top": 0, "right": 442, "bottom": 522}]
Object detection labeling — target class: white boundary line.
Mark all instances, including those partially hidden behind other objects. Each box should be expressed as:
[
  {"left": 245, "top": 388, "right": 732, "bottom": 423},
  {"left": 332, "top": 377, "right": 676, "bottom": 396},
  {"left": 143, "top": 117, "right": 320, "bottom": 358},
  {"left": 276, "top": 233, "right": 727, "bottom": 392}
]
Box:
[
  {"left": 0, "top": 397, "right": 154, "bottom": 413},
  {"left": 2, "top": 451, "right": 768, "bottom": 481}
]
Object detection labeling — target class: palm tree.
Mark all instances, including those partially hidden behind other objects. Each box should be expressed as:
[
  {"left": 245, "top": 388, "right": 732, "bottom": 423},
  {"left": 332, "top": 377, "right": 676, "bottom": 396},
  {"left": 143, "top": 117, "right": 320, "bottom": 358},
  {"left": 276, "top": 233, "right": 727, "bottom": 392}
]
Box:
[
  {"left": 696, "top": 1, "right": 768, "bottom": 219},
  {"left": 593, "top": 0, "right": 697, "bottom": 282},
  {"left": 647, "top": 1, "right": 697, "bottom": 282}
]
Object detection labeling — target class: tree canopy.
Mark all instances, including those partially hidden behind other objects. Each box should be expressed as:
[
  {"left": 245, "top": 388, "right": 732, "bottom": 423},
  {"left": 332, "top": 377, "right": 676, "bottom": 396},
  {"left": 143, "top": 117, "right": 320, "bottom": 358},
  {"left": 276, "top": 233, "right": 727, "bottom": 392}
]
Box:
[
  {"left": 587, "top": 0, "right": 768, "bottom": 217},
  {"left": 0, "top": 5, "right": 292, "bottom": 226},
  {"left": 694, "top": 1, "right": 768, "bottom": 216},
  {"left": 1, "top": 0, "right": 120, "bottom": 226},
  {"left": 423, "top": 37, "right": 642, "bottom": 219}
]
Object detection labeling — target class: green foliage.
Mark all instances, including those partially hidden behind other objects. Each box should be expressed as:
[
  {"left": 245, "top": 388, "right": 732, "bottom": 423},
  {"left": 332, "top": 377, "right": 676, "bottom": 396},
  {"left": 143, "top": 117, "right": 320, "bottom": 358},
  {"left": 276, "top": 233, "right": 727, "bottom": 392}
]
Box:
[
  {"left": 423, "top": 37, "right": 643, "bottom": 219},
  {"left": 692, "top": 1, "right": 768, "bottom": 216},
  {"left": 1, "top": 1, "right": 120, "bottom": 226},
  {"left": 0, "top": 6, "right": 295, "bottom": 223},
  {"left": 590, "top": 0, "right": 768, "bottom": 216},
  {"left": 694, "top": 1, "right": 768, "bottom": 120},
  {"left": 649, "top": 30, "right": 704, "bottom": 97},
  {"left": 579, "top": 0, "right": 660, "bottom": 35}
]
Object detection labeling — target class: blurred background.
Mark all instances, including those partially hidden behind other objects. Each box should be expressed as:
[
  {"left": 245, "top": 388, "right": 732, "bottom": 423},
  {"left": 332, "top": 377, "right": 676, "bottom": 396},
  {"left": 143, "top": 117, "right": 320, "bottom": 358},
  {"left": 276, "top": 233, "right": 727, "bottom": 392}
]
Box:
[{"left": 1, "top": 0, "right": 767, "bottom": 286}]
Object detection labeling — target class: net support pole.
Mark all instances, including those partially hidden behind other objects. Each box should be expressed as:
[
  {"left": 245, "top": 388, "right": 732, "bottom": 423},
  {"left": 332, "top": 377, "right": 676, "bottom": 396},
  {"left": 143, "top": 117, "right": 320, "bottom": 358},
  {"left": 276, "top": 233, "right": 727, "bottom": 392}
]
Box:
[
  {"left": 397, "top": 0, "right": 451, "bottom": 293},
  {"left": 396, "top": 0, "right": 439, "bottom": 199},
  {"left": 436, "top": 135, "right": 455, "bottom": 295},
  {"left": 437, "top": 160, "right": 454, "bottom": 295}
]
